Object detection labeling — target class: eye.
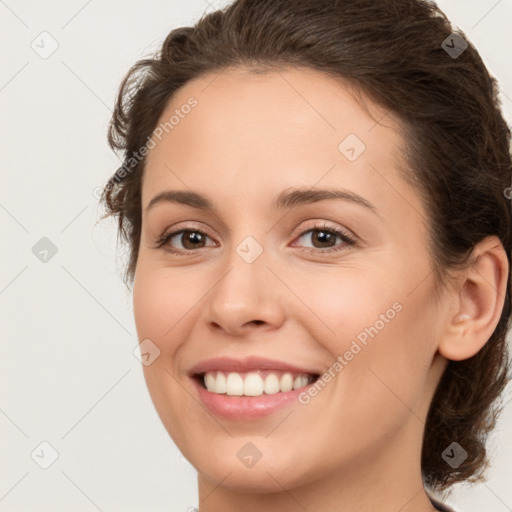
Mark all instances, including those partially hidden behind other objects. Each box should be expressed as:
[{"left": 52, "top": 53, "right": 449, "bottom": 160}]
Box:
[
  {"left": 154, "top": 222, "right": 356, "bottom": 255},
  {"left": 155, "top": 228, "right": 216, "bottom": 253},
  {"left": 292, "top": 222, "right": 356, "bottom": 253}
]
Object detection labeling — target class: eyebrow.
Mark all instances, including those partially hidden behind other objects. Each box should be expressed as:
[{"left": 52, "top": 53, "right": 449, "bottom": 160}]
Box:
[{"left": 145, "top": 187, "right": 379, "bottom": 216}]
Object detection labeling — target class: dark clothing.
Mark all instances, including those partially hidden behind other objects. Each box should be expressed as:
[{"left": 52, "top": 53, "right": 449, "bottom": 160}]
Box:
[{"left": 429, "top": 495, "right": 456, "bottom": 512}]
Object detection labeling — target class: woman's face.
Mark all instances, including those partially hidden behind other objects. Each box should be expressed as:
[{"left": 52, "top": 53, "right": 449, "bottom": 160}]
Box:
[{"left": 133, "top": 67, "right": 449, "bottom": 494}]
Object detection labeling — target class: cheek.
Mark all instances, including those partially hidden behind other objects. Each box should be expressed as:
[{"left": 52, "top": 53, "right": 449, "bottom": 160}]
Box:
[
  {"left": 302, "top": 268, "right": 435, "bottom": 417},
  {"left": 132, "top": 268, "right": 199, "bottom": 442},
  {"left": 132, "top": 267, "right": 198, "bottom": 344},
  {"left": 293, "top": 268, "right": 402, "bottom": 350}
]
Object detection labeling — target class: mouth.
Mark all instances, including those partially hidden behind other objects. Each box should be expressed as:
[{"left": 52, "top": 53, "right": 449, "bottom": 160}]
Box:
[
  {"left": 188, "top": 356, "right": 323, "bottom": 419},
  {"left": 192, "top": 370, "right": 320, "bottom": 397}
]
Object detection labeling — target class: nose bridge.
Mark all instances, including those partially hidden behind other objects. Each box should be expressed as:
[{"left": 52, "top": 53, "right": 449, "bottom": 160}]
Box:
[
  {"left": 216, "top": 232, "right": 269, "bottom": 302},
  {"left": 205, "top": 229, "right": 284, "bottom": 331},
  {"left": 218, "top": 208, "right": 271, "bottom": 279}
]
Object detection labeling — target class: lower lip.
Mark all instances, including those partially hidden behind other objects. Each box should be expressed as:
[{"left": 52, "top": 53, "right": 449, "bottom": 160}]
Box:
[{"left": 191, "top": 377, "right": 314, "bottom": 420}]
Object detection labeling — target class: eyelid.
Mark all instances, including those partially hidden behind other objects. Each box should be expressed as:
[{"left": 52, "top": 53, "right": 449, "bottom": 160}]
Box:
[
  {"left": 154, "top": 219, "right": 357, "bottom": 254},
  {"left": 154, "top": 222, "right": 216, "bottom": 248},
  {"left": 289, "top": 221, "right": 357, "bottom": 253},
  {"left": 292, "top": 219, "right": 355, "bottom": 240}
]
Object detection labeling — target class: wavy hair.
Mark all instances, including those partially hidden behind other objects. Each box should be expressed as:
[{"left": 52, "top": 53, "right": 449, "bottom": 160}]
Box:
[{"left": 99, "top": 0, "right": 512, "bottom": 494}]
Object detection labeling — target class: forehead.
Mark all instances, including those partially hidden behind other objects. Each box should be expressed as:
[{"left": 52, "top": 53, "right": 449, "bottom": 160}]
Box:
[
  {"left": 141, "top": 66, "right": 415, "bottom": 220},
  {"left": 147, "top": 65, "right": 402, "bottom": 160}
]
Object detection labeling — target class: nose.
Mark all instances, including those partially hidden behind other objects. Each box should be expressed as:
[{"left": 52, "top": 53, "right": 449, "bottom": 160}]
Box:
[{"left": 205, "top": 245, "right": 286, "bottom": 336}]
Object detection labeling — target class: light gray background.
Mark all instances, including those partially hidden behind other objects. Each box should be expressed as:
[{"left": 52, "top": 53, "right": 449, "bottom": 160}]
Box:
[{"left": 1, "top": 1, "right": 511, "bottom": 511}]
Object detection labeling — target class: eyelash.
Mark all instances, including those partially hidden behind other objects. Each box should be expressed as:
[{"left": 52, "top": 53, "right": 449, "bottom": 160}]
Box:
[{"left": 154, "top": 222, "right": 357, "bottom": 256}]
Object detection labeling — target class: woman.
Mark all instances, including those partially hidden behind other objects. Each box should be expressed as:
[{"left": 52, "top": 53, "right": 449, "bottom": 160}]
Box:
[{"left": 99, "top": 0, "right": 511, "bottom": 510}]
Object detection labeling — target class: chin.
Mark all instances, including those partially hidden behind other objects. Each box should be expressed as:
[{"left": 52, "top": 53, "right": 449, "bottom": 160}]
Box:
[
  {"left": 200, "top": 465, "right": 299, "bottom": 494},
  {"left": 193, "top": 446, "right": 314, "bottom": 495}
]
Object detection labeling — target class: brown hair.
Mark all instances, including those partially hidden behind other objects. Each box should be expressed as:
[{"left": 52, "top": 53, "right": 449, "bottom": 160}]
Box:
[{"left": 100, "top": 0, "right": 512, "bottom": 495}]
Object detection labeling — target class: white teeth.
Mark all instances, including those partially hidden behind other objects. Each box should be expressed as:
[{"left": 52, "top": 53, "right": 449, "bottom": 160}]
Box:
[
  {"left": 202, "top": 370, "right": 314, "bottom": 396},
  {"left": 264, "top": 374, "right": 280, "bottom": 394},
  {"left": 213, "top": 372, "right": 226, "bottom": 394},
  {"left": 294, "top": 375, "right": 309, "bottom": 389},
  {"left": 280, "top": 372, "right": 294, "bottom": 392},
  {"left": 243, "top": 372, "right": 264, "bottom": 396},
  {"left": 225, "top": 372, "right": 244, "bottom": 396},
  {"left": 205, "top": 372, "right": 216, "bottom": 391}
]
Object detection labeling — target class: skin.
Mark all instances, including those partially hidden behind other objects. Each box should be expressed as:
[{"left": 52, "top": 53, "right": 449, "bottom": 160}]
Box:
[{"left": 132, "top": 66, "right": 509, "bottom": 512}]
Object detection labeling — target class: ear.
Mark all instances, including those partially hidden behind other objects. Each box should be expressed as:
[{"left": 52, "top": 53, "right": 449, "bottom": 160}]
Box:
[{"left": 438, "top": 235, "right": 509, "bottom": 361}]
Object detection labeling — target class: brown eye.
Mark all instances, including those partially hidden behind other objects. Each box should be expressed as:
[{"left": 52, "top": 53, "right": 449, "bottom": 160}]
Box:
[
  {"left": 308, "top": 229, "right": 338, "bottom": 248},
  {"left": 294, "top": 224, "right": 356, "bottom": 253},
  {"left": 179, "top": 231, "right": 208, "bottom": 250},
  {"left": 156, "top": 229, "right": 215, "bottom": 253}
]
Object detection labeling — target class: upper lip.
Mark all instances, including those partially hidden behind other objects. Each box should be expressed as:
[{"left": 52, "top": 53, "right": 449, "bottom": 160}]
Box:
[{"left": 189, "top": 356, "right": 321, "bottom": 376}]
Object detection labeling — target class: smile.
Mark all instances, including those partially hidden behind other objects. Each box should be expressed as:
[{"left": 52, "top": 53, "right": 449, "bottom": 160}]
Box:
[
  {"left": 202, "top": 370, "right": 317, "bottom": 397},
  {"left": 188, "top": 356, "right": 322, "bottom": 419}
]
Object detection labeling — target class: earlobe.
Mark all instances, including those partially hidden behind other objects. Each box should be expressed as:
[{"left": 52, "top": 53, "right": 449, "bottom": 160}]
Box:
[{"left": 437, "top": 236, "right": 509, "bottom": 362}]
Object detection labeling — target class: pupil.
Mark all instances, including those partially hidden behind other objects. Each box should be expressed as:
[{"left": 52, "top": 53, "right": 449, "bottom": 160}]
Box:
[
  {"left": 315, "top": 230, "right": 333, "bottom": 247},
  {"left": 180, "top": 230, "right": 336, "bottom": 250},
  {"left": 184, "top": 232, "right": 203, "bottom": 249}
]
